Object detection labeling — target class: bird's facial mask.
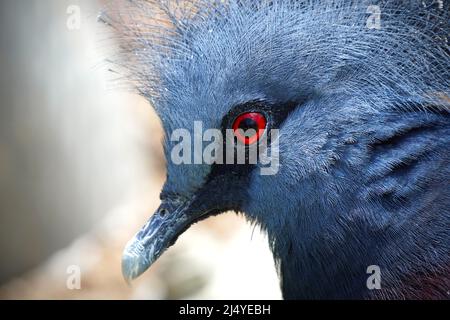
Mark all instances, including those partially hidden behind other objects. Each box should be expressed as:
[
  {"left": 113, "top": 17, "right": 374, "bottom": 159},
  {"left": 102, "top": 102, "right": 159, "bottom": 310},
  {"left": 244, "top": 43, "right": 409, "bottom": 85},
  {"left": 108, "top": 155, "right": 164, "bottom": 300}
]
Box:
[{"left": 122, "top": 100, "right": 296, "bottom": 281}]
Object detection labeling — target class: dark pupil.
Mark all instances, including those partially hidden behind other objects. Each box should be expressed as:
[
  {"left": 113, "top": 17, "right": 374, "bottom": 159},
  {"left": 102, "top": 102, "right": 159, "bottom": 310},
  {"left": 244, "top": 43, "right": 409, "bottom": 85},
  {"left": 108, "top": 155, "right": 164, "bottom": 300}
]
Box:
[{"left": 238, "top": 117, "right": 258, "bottom": 132}]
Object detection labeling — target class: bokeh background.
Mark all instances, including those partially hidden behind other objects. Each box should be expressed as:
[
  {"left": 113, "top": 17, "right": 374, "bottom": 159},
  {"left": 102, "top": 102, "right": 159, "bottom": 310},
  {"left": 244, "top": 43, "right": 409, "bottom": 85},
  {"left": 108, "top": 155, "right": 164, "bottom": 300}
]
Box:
[{"left": 0, "top": 0, "right": 280, "bottom": 299}]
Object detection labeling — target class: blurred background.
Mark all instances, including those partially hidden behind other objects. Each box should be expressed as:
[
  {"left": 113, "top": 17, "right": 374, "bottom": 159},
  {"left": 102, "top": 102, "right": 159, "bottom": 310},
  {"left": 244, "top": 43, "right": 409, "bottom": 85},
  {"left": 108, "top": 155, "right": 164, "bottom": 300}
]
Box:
[{"left": 0, "top": 0, "right": 280, "bottom": 299}]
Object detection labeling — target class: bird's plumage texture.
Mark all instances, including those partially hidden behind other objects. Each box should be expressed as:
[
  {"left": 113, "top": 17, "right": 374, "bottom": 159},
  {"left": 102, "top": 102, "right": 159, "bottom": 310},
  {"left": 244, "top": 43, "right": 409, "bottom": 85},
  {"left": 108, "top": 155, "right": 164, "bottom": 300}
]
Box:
[{"left": 104, "top": 0, "right": 450, "bottom": 299}]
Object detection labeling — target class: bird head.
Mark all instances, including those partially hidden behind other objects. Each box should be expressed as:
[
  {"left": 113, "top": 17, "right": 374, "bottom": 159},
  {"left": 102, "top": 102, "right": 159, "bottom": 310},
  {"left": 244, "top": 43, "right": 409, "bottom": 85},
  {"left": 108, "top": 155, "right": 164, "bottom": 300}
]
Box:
[{"left": 103, "top": 1, "right": 449, "bottom": 288}]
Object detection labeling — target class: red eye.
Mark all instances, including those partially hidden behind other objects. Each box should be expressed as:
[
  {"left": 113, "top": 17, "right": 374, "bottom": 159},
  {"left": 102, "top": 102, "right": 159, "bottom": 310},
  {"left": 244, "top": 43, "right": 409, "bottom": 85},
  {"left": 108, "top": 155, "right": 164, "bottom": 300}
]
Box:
[{"left": 232, "top": 112, "right": 267, "bottom": 145}]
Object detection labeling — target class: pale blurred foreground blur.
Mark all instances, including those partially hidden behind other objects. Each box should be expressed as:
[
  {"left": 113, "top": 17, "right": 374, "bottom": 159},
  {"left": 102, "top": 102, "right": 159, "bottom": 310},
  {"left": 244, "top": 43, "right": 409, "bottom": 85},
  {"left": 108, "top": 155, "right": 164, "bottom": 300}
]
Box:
[{"left": 0, "top": 0, "right": 281, "bottom": 299}]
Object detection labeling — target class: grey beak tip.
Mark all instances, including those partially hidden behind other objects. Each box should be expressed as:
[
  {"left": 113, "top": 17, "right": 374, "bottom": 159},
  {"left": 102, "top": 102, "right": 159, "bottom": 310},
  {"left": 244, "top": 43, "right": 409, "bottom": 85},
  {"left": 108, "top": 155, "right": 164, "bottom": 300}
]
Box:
[
  {"left": 121, "top": 253, "right": 139, "bottom": 284},
  {"left": 121, "top": 237, "right": 156, "bottom": 283},
  {"left": 121, "top": 207, "right": 178, "bottom": 283},
  {"left": 121, "top": 244, "right": 146, "bottom": 283}
]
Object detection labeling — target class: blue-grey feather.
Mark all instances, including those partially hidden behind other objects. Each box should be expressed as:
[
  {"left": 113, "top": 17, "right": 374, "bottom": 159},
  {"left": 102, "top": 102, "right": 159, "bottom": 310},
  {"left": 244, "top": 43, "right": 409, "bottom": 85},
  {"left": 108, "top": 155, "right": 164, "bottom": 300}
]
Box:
[{"left": 104, "top": 0, "right": 449, "bottom": 298}]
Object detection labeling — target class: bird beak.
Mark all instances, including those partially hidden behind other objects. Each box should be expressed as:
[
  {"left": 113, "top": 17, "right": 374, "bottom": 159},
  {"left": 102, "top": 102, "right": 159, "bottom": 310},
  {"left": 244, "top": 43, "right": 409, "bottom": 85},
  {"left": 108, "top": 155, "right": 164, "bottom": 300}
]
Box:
[{"left": 121, "top": 198, "right": 202, "bottom": 282}]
